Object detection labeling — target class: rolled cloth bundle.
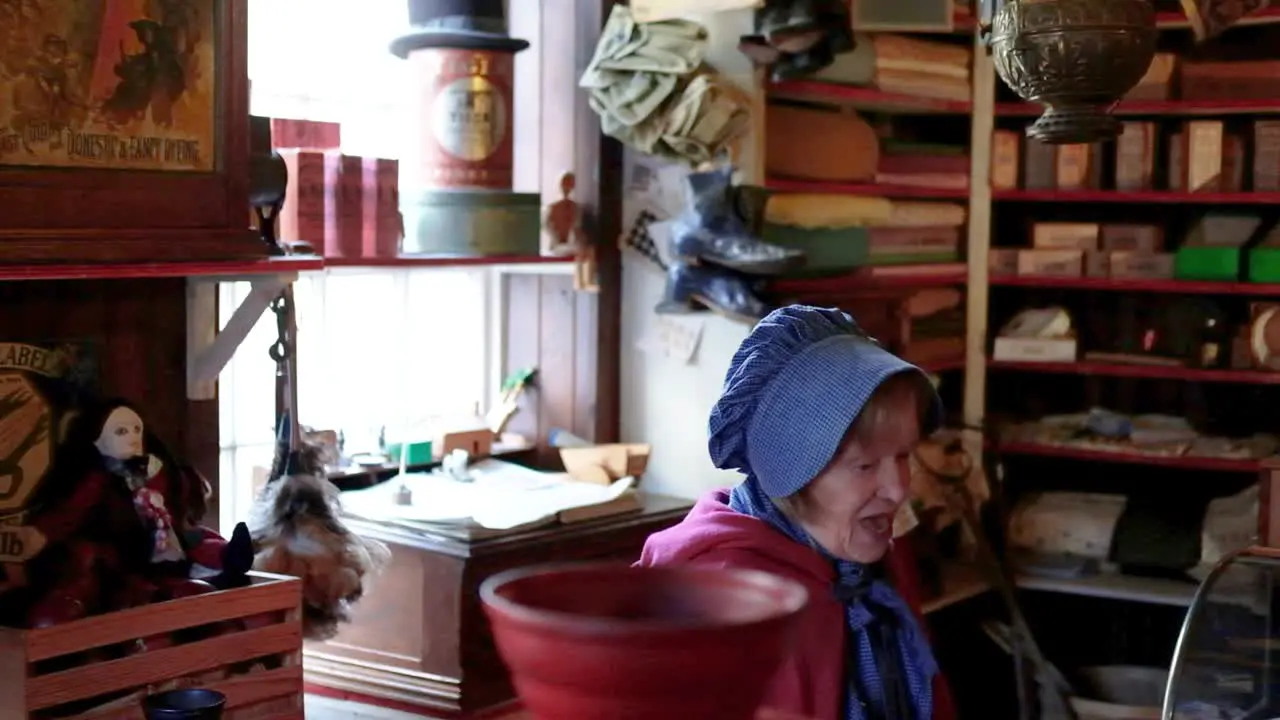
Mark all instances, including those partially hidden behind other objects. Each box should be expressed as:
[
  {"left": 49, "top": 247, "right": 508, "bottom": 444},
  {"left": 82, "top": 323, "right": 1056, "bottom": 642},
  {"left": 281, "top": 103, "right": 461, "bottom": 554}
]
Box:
[{"left": 580, "top": 5, "right": 751, "bottom": 165}]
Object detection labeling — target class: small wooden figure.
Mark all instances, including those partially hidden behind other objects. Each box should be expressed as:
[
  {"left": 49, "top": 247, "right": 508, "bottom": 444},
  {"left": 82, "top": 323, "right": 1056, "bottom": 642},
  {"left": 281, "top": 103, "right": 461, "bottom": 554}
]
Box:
[{"left": 543, "top": 172, "right": 599, "bottom": 292}]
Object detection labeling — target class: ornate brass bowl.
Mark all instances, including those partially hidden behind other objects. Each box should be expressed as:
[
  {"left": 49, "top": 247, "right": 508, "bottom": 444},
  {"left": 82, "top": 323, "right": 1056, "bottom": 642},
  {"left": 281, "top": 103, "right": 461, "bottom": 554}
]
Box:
[{"left": 989, "top": 0, "right": 1157, "bottom": 144}]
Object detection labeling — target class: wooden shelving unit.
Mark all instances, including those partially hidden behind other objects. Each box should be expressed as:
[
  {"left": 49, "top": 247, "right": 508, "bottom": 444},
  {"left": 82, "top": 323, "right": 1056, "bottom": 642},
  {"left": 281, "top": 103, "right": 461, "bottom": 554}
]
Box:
[
  {"left": 765, "top": 177, "right": 971, "bottom": 199},
  {"left": 992, "top": 188, "right": 1280, "bottom": 204},
  {"left": 959, "top": 6, "right": 1280, "bottom": 687},
  {"left": 769, "top": 81, "right": 972, "bottom": 114},
  {"left": 989, "top": 359, "right": 1280, "bottom": 384},
  {"left": 989, "top": 275, "right": 1280, "bottom": 295},
  {"left": 995, "top": 98, "right": 1280, "bottom": 117}
]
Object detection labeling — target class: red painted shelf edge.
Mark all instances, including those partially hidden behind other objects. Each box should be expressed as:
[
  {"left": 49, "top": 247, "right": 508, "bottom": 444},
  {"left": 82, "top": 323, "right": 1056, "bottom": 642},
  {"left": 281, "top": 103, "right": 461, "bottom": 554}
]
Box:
[
  {"left": 766, "top": 178, "right": 970, "bottom": 199},
  {"left": 324, "top": 255, "right": 572, "bottom": 268},
  {"left": 995, "top": 99, "right": 1280, "bottom": 116},
  {"left": 988, "top": 359, "right": 1280, "bottom": 384},
  {"left": 992, "top": 189, "right": 1280, "bottom": 204},
  {"left": 998, "top": 442, "right": 1263, "bottom": 472},
  {"left": 768, "top": 81, "right": 972, "bottom": 113},
  {"left": 989, "top": 275, "right": 1280, "bottom": 295},
  {"left": 0, "top": 255, "right": 325, "bottom": 281},
  {"left": 771, "top": 268, "right": 968, "bottom": 293}
]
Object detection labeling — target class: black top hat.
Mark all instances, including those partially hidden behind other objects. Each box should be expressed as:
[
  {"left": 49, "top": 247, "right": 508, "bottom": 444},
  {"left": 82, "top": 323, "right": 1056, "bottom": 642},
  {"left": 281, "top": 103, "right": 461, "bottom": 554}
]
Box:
[{"left": 390, "top": 0, "right": 529, "bottom": 58}]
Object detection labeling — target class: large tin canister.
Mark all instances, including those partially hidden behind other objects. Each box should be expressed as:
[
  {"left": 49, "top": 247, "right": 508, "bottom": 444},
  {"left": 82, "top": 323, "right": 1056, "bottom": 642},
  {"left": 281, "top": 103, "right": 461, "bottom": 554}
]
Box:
[{"left": 407, "top": 48, "right": 516, "bottom": 191}]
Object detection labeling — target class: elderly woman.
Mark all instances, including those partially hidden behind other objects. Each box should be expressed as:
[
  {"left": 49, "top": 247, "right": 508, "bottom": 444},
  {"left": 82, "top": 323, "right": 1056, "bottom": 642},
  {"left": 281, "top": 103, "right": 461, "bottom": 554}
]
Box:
[{"left": 638, "top": 305, "right": 953, "bottom": 720}]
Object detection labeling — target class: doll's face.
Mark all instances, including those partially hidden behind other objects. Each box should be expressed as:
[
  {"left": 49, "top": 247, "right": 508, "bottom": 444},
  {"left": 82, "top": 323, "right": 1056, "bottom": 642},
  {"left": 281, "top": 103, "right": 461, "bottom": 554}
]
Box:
[{"left": 95, "top": 406, "right": 144, "bottom": 460}]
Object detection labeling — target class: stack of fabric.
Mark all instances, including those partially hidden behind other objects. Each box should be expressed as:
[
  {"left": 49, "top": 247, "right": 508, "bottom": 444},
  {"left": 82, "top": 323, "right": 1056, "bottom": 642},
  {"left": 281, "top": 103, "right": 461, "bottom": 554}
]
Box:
[
  {"left": 761, "top": 193, "right": 966, "bottom": 273},
  {"left": 809, "top": 32, "right": 972, "bottom": 102},
  {"left": 579, "top": 6, "right": 752, "bottom": 165},
  {"left": 875, "top": 140, "right": 970, "bottom": 190}
]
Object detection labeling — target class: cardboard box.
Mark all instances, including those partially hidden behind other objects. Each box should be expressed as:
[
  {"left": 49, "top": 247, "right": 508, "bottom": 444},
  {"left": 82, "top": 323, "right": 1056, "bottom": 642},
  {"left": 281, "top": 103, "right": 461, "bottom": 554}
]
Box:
[
  {"left": 1102, "top": 224, "right": 1163, "bottom": 252},
  {"left": 989, "top": 248, "right": 1018, "bottom": 276},
  {"left": 1032, "top": 223, "right": 1100, "bottom": 250},
  {"left": 1016, "top": 249, "right": 1084, "bottom": 277},
  {"left": 993, "top": 337, "right": 1078, "bottom": 363},
  {"left": 1110, "top": 252, "right": 1175, "bottom": 279}
]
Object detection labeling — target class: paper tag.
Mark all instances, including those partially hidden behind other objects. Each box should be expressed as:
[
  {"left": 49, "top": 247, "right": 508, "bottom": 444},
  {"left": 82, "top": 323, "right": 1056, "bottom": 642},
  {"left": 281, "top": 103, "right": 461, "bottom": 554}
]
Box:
[
  {"left": 638, "top": 315, "right": 705, "bottom": 364},
  {"left": 630, "top": 0, "right": 761, "bottom": 23},
  {"left": 892, "top": 503, "right": 919, "bottom": 539}
]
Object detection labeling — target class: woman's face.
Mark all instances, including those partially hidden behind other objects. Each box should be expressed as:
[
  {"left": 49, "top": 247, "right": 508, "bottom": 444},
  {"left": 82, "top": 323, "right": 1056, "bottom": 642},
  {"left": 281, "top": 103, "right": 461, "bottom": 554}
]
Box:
[{"left": 793, "top": 383, "right": 921, "bottom": 563}]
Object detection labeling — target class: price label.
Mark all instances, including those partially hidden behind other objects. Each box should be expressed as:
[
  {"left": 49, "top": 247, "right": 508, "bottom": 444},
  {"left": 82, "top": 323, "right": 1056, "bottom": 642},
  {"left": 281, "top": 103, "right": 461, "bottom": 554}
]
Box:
[{"left": 0, "top": 524, "right": 45, "bottom": 562}]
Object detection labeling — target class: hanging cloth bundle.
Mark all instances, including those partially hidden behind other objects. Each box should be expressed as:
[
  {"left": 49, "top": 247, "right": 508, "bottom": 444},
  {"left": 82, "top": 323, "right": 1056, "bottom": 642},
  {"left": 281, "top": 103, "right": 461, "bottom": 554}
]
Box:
[{"left": 247, "top": 284, "right": 391, "bottom": 641}]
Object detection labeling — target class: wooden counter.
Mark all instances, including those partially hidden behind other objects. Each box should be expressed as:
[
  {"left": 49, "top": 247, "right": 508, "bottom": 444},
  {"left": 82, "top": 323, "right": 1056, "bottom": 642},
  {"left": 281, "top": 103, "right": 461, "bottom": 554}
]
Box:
[{"left": 303, "top": 493, "right": 693, "bottom": 718}]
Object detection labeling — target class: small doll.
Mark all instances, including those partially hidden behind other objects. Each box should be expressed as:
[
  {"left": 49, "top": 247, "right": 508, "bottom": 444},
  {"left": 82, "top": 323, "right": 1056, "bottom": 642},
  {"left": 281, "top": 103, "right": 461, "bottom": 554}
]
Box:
[{"left": 24, "top": 399, "right": 251, "bottom": 627}]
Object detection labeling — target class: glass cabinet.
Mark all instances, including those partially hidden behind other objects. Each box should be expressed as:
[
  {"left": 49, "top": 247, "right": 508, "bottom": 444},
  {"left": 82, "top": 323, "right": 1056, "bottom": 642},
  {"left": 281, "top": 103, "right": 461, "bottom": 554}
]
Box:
[{"left": 1165, "top": 547, "right": 1280, "bottom": 720}]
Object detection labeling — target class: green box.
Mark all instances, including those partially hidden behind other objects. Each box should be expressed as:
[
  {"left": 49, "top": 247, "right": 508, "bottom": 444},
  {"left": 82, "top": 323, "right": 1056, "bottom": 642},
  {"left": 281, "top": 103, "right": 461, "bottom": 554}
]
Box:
[
  {"left": 386, "top": 440, "right": 434, "bottom": 466},
  {"left": 1249, "top": 247, "right": 1280, "bottom": 283},
  {"left": 1173, "top": 246, "right": 1241, "bottom": 282}
]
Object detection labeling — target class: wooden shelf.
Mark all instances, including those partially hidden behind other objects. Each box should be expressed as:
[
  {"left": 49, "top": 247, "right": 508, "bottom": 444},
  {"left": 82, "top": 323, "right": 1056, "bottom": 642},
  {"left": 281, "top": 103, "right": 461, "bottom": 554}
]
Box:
[
  {"left": 999, "top": 441, "right": 1263, "bottom": 472},
  {"left": 995, "top": 98, "right": 1280, "bottom": 117},
  {"left": 992, "top": 189, "right": 1280, "bottom": 204},
  {"left": 990, "top": 275, "right": 1280, "bottom": 296},
  {"left": 0, "top": 255, "right": 324, "bottom": 281},
  {"left": 922, "top": 564, "right": 991, "bottom": 614},
  {"left": 771, "top": 265, "right": 968, "bottom": 295},
  {"left": 921, "top": 357, "right": 967, "bottom": 373},
  {"left": 0, "top": 254, "right": 574, "bottom": 281},
  {"left": 767, "top": 178, "right": 970, "bottom": 199},
  {"left": 769, "top": 81, "right": 972, "bottom": 114},
  {"left": 325, "top": 255, "right": 571, "bottom": 269},
  {"left": 1016, "top": 571, "right": 1197, "bottom": 606},
  {"left": 989, "top": 359, "right": 1280, "bottom": 384}
]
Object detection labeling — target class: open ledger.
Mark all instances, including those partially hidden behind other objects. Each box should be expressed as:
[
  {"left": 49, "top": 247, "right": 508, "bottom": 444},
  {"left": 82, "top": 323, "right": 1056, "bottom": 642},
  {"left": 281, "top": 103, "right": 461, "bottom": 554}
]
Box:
[{"left": 339, "top": 459, "right": 643, "bottom": 539}]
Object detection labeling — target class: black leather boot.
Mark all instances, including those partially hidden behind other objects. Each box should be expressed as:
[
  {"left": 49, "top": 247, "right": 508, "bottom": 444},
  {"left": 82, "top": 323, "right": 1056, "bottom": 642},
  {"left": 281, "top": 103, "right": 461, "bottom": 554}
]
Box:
[
  {"left": 670, "top": 167, "right": 805, "bottom": 276},
  {"left": 655, "top": 261, "right": 772, "bottom": 324},
  {"left": 741, "top": 0, "right": 855, "bottom": 80}
]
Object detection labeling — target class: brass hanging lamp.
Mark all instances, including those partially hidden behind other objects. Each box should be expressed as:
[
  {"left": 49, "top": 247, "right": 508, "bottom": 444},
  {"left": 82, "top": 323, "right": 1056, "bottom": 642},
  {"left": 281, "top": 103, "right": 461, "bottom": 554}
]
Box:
[{"left": 980, "top": 0, "right": 1158, "bottom": 144}]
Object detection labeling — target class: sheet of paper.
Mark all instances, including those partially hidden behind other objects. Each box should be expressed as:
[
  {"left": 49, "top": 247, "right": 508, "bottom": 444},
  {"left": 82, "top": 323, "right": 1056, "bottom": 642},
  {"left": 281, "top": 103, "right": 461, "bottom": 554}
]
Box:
[
  {"left": 338, "top": 459, "right": 636, "bottom": 530},
  {"left": 630, "top": 0, "right": 762, "bottom": 23},
  {"left": 637, "top": 314, "right": 704, "bottom": 364}
]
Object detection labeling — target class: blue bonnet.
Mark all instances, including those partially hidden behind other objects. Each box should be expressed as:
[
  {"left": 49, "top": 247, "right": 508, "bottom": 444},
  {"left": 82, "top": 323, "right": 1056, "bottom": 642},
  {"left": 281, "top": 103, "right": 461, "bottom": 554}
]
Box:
[{"left": 708, "top": 305, "right": 942, "bottom": 498}]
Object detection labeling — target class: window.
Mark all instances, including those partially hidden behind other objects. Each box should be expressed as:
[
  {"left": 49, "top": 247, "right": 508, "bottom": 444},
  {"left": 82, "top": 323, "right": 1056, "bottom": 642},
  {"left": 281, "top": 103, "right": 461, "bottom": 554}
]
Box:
[
  {"left": 218, "top": 269, "right": 496, "bottom": 528},
  {"left": 218, "top": 0, "right": 498, "bottom": 529}
]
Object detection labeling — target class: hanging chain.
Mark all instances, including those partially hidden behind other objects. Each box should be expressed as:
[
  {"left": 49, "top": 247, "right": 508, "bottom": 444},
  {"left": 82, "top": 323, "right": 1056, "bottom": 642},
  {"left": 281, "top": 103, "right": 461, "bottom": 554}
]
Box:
[{"left": 268, "top": 291, "right": 292, "bottom": 363}]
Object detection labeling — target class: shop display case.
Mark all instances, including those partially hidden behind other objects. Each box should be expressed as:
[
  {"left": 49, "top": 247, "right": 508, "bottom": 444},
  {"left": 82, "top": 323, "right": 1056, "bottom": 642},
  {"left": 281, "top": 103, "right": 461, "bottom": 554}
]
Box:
[{"left": 1164, "top": 546, "right": 1280, "bottom": 720}]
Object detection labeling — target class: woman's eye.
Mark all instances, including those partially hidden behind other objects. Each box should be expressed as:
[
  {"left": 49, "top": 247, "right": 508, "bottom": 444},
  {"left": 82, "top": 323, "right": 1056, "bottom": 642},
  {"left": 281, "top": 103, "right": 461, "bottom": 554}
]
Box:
[{"left": 855, "top": 462, "right": 876, "bottom": 472}]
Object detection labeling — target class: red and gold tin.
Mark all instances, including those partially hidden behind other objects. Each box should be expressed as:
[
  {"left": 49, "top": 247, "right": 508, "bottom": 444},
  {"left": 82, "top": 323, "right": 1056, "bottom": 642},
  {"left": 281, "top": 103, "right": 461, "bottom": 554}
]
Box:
[{"left": 407, "top": 48, "right": 516, "bottom": 191}]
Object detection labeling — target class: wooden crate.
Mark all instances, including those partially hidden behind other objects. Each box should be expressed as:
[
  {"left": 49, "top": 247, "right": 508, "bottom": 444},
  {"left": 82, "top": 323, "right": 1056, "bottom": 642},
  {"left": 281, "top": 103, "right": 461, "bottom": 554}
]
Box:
[{"left": 0, "top": 572, "right": 303, "bottom": 720}]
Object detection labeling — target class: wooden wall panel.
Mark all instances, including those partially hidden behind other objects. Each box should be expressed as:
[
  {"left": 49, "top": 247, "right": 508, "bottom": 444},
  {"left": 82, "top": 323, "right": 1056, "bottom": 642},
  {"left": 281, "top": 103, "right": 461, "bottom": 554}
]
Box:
[
  {"left": 503, "top": 272, "right": 609, "bottom": 466},
  {"left": 503, "top": 0, "right": 623, "bottom": 454},
  {"left": 0, "top": 279, "right": 219, "bottom": 492}
]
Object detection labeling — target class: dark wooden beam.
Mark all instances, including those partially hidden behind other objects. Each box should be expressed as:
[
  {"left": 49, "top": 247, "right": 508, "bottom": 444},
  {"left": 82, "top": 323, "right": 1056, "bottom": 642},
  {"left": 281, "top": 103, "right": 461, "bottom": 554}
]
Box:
[{"left": 503, "top": 0, "right": 623, "bottom": 456}]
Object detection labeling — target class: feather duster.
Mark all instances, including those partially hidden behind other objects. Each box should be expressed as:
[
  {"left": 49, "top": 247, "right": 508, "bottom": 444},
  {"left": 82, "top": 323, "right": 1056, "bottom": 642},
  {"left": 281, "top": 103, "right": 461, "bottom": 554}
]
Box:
[{"left": 247, "top": 425, "right": 390, "bottom": 641}]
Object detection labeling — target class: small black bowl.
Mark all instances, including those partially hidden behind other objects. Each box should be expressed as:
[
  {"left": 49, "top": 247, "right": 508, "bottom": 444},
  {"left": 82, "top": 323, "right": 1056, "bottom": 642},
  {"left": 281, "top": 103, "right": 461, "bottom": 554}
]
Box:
[{"left": 142, "top": 689, "right": 226, "bottom": 720}]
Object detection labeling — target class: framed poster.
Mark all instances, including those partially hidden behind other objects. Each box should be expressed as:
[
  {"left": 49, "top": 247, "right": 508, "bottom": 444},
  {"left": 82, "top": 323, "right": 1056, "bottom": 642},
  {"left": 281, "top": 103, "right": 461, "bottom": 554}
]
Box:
[
  {"left": 0, "top": 0, "right": 218, "bottom": 172},
  {"left": 0, "top": 0, "right": 263, "bottom": 263}
]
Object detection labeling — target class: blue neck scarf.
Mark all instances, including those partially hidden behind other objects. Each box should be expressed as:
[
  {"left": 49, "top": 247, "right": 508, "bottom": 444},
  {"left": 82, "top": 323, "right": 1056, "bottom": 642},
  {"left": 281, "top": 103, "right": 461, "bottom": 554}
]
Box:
[{"left": 729, "top": 478, "right": 937, "bottom": 720}]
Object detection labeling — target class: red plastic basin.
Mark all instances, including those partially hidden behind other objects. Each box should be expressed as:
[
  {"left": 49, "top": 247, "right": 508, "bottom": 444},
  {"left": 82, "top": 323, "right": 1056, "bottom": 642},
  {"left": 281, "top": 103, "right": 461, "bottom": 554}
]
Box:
[{"left": 480, "top": 562, "right": 809, "bottom": 720}]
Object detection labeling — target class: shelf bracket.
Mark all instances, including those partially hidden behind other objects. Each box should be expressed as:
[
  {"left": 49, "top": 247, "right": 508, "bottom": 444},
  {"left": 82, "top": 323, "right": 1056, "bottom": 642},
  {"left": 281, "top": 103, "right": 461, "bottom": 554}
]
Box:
[{"left": 186, "top": 272, "right": 296, "bottom": 400}]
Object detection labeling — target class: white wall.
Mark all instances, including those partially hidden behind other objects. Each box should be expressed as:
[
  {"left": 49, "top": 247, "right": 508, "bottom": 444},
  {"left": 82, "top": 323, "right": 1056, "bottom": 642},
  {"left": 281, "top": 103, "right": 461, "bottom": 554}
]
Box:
[{"left": 618, "top": 10, "right": 763, "bottom": 500}]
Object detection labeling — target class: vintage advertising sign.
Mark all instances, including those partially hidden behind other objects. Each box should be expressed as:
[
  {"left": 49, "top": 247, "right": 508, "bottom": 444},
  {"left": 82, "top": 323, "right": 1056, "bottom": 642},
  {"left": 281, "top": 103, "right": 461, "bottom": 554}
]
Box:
[
  {"left": 0, "top": 343, "right": 94, "bottom": 522},
  {"left": 0, "top": 0, "right": 217, "bottom": 172},
  {"left": 408, "top": 48, "right": 515, "bottom": 191}
]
